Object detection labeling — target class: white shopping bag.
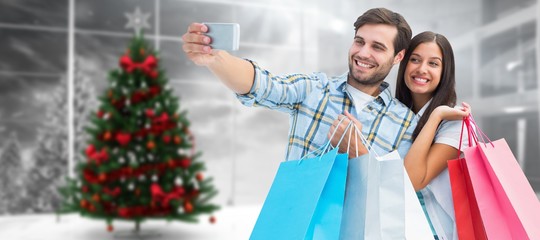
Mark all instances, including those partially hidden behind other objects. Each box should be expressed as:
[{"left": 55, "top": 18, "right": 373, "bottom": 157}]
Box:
[{"left": 340, "top": 149, "right": 433, "bottom": 239}]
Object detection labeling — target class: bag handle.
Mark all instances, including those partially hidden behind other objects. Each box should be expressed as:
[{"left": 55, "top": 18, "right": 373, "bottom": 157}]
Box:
[
  {"left": 455, "top": 115, "right": 476, "bottom": 158},
  {"left": 299, "top": 116, "right": 353, "bottom": 161},
  {"left": 463, "top": 114, "right": 494, "bottom": 148},
  {"left": 345, "top": 120, "right": 380, "bottom": 158},
  {"left": 469, "top": 114, "right": 493, "bottom": 147},
  {"left": 300, "top": 114, "right": 375, "bottom": 161},
  {"left": 455, "top": 114, "right": 495, "bottom": 158},
  {"left": 351, "top": 123, "right": 380, "bottom": 158}
]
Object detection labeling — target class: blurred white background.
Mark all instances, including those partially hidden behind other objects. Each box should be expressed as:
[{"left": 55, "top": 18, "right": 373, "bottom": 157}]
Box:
[{"left": 0, "top": 0, "right": 538, "bottom": 232}]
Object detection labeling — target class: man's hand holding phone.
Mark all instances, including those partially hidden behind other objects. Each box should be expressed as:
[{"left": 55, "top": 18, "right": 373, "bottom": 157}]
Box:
[{"left": 182, "top": 22, "right": 240, "bottom": 66}]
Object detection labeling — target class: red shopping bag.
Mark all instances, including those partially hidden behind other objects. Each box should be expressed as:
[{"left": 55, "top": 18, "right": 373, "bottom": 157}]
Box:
[
  {"left": 447, "top": 120, "right": 487, "bottom": 240},
  {"left": 447, "top": 158, "right": 487, "bottom": 240},
  {"left": 451, "top": 116, "right": 540, "bottom": 239}
]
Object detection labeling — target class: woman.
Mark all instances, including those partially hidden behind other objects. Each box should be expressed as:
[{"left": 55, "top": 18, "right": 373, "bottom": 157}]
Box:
[{"left": 396, "top": 31, "right": 469, "bottom": 240}]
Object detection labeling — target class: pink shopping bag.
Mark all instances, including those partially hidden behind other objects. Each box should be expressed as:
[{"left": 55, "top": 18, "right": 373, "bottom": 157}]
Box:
[{"left": 462, "top": 117, "right": 540, "bottom": 239}]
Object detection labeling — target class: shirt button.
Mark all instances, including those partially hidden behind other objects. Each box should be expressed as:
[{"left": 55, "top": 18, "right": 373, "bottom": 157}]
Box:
[{"left": 366, "top": 105, "right": 373, "bottom": 110}]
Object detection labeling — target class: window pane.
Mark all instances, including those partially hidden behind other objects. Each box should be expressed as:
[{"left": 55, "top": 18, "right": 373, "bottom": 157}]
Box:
[
  {"left": 160, "top": 0, "right": 233, "bottom": 37},
  {"left": 0, "top": 0, "right": 68, "bottom": 27},
  {"left": 76, "top": 0, "right": 154, "bottom": 33},
  {"left": 0, "top": 29, "right": 67, "bottom": 73}
]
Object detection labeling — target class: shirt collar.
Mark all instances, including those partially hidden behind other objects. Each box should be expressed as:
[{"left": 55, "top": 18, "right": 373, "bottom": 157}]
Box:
[
  {"left": 416, "top": 98, "right": 433, "bottom": 117},
  {"left": 337, "top": 72, "right": 393, "bottom": 106}
]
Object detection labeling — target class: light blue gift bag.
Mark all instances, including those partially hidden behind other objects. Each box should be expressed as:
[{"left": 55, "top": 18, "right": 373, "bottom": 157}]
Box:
[
  {"left": 250, "top": 120, "right": 354, "bottom": 240},
  {"left": 339, "top": 134, "right": 433, "bottom": 240}
]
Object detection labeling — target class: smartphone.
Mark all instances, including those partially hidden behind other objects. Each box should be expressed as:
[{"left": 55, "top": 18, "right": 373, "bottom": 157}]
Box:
[{"left": 203, "top": 23, "right": 240, "bottom": 51}]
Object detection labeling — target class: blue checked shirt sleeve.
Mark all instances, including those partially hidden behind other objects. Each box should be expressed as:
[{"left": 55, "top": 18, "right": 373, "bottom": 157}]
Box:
[{"left": 236, "top": 60, "right": 325, "bottom": 113}]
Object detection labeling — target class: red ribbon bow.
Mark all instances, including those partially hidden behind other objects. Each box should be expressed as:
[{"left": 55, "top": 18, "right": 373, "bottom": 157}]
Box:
[
  {"left": 150, "top": 183, "right": 185, "bottom": 207},
  {"left": 86, "top": 145, "right": 109, "bottom": 164},
  {"left": 120, "top": 55, "right": 158, "bottom": 78}
]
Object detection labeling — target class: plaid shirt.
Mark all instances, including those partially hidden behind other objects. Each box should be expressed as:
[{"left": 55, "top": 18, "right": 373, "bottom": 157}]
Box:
[{"left": 237, "top": 60, "right": 417, "bottom": 161}]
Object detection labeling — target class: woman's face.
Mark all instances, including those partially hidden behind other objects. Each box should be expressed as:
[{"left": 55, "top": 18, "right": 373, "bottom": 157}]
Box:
[{"left": 404, "top": 42, "right": 443, "bottom": 98}]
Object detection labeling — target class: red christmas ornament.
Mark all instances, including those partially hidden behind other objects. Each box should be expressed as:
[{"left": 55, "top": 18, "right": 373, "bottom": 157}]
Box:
[
  {"left": 154, "top": 112, "right": 169, "bottom": 124},
  {"left": 98, "top": 173, "right": 107, "bottom": 182},
  {"left": 83, "top": 169, "right": 98, "bottom": 183},
  {"left": 147, "top": 141, "right": 155, "bottom": 150},
  {"left": 97, "top": 110, "right": 104, "bottom": 118},
  {"left": 190, "top": 189, "right": 200, "bottom": 198},
  {"left": 116, "top": 132, "right": 132, "bottom": 146},
  {"left": 196, "top": 173, "right": 203, "bottom": 181},
  {"left": 92, "top": 194, "right": 100, "bottom": 202},
  {"left": 145, "top": 109, "right": 155, "bottom": 118},
  {"left": 179, "top": 159, "right": 191, "bottom": 169},
  {"left": 82, "top": 185, "right": 89, "bottom": 193},
  {"left": 184, "top": 201, "right": 193, "bottom": 213},
  {"left": 103, "top": 131, "right": 112, "bottom": 141},
  {"left": 162, "top": 135, "right": 171, "bottom": 144},
  {"left": 118, "top": 207, "right": 130, "bottom": 218},
  {"left": 107, "top": 224, "right": 114, "bottom": 232},
  {"left": 88, "top": 204, "right": 96, "bottom": 212},
  {"left": 149, "top": 86, "right": 160, "bottom": 96},
  {"left": 80, "top": 199, "right": 88, "bottom": 209},
  {"left": 168, "top": 159, "right": 175, "bottom": 167},
  {"left": 131, "top": 91, "right": 144, "bottom": 104},
  {"left": 85, "top": 144, "right": 96, "bottom": 157},
  {"left": 146, "top": 141, "right": 156, "bottom": 150},
  {"left": 174, "top": 136, "right": 182, "bottom": 145},
  {"left": 209, "top": 216, "right": 216, "bottom": 224},
  {"left": 149, "top": 70, "right": 158, "bottom": 79}
]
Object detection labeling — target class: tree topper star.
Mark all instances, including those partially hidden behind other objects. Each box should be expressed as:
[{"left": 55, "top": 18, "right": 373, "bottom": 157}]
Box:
[{"left": 125, "top": 7, "right": 151, "bottom": 34}]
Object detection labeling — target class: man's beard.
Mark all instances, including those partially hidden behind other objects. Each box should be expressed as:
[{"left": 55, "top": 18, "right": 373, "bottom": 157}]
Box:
[{"left": 348, "top": 58, "right": 393, "bottom": 86}]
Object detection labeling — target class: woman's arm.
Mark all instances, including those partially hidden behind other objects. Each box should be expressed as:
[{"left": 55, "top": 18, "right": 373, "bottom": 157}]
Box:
[{"left": 404, "top": 103, "right": 470, "bottom": 191}]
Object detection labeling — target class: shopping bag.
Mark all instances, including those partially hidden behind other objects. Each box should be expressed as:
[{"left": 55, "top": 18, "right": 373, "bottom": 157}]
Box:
[
  {"left": 340, "top": 140, "right": 432, "bottom": 239},
  {"left": 477, "top": 138, "right": 540, "bottom": 239},
  {"left": 250, "top": 120, "right": 353, "bottom": 240},
  {"left": 339, "top": 153, "right": 369, "bottom": 239},
  {"left": 448, "top": 158, "right": 487, "bottom": 240},
  {"left": 459, "top": 116, "right": 540, "bottom": 239},
  {"left": 364, "top": 150, "right": 405, "bottom": 239},
  {"left": 249, "top": 148, "right": 348, "bottom": 240},
  {"left": 448, "top": 120, "right": 488, "bottom": 240},
  {"left": 402, "top": 162, "right": 435, "bottom": 240}
]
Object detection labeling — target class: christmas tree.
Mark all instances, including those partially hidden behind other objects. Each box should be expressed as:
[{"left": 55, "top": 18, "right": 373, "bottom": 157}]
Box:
[
  {"left": 58, "top": 34, "right": 219, "bottom": 232},
  {"left": 0, "top": 132, "right": 25, "bottom": 214},
  {"left": 25, "top": 78, "right": 68, "bottom": 213}
]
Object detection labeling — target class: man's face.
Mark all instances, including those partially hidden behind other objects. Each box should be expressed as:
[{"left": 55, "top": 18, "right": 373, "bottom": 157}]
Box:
[{"left": 348, "top": 24, "right": 403, "bottom": 87}]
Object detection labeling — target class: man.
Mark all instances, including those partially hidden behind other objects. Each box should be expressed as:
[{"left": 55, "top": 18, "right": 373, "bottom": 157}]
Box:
[{"left": 181, "top": 8, "right": 416, "bottom": 160}]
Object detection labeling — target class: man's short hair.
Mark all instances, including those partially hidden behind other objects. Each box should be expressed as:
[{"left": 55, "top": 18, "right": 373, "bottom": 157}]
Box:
[{"left": 354, "top": 8, "right": 412, "bottom": 55}]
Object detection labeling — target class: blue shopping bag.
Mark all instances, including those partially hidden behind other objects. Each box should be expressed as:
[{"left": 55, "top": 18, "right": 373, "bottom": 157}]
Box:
[{"left": 250, "top": 148, "right": 348, "bottom": 240}]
